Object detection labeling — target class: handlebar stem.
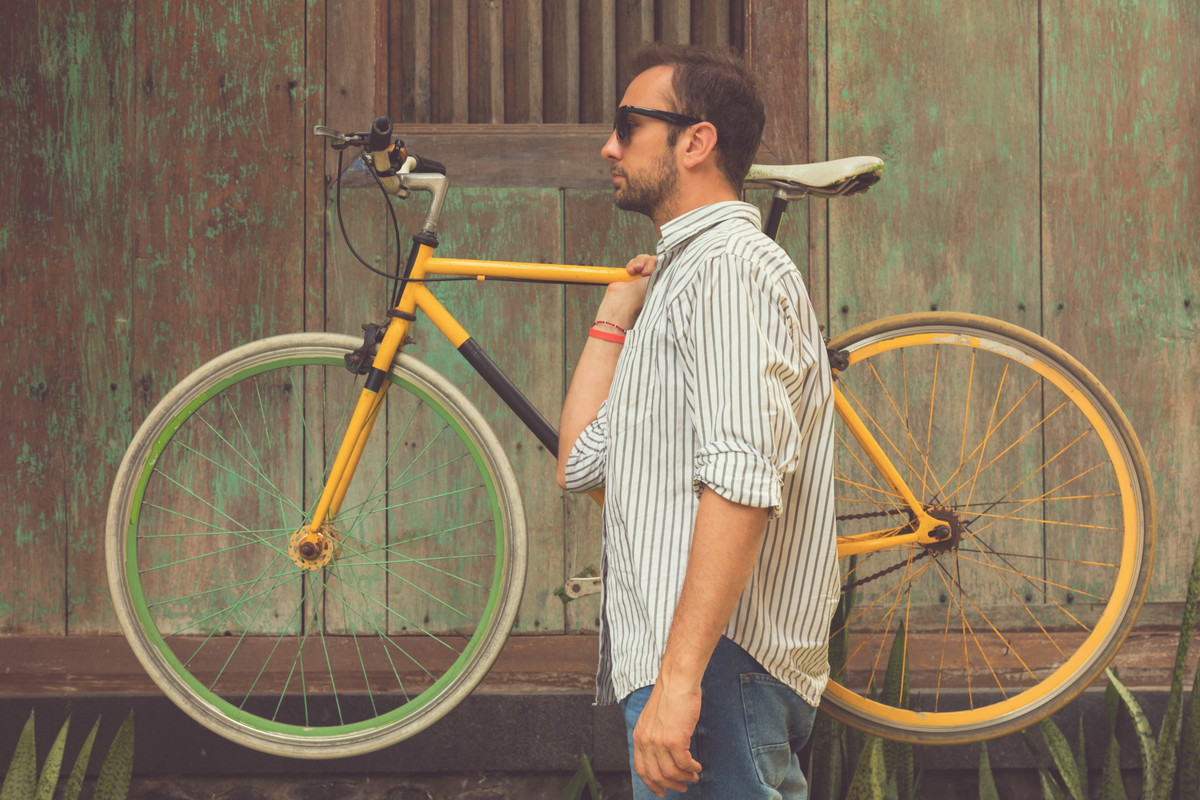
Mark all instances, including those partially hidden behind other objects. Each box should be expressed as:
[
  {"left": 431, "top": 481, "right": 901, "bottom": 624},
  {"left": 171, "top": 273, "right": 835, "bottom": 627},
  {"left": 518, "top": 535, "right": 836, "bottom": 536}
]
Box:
[{"left": 400, "top": 173, "right": 450, "bottom": 235}]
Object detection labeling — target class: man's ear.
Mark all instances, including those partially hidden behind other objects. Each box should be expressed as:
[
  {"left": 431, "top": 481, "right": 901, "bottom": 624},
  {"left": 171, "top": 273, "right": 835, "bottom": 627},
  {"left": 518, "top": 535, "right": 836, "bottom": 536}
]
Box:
[{"left": 680, "top": 121, "right": 719, "bottom": 169}]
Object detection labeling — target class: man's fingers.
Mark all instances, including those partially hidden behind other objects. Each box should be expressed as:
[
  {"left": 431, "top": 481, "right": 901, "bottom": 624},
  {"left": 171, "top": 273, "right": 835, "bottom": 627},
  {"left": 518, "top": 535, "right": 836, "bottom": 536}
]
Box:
[
  {"left": 644, "top": 754, "right": 694, "bottom": 796},
  {"left": 625, "top": 253, "right": 658, "bottom": 276},
  {"left": 642, "top": 747, "right": 700, "bottom": 795}
]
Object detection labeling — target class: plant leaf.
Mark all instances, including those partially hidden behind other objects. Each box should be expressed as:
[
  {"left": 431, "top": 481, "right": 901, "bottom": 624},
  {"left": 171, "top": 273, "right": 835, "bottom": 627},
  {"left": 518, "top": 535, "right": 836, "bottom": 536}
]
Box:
[
  {"left": 1150, "top": 529, "right": 1200, "bottom": 800},
  {"left": 1098, "top": 726, "right": 1127, "bottom": 800},
  {"left": 35, "top": 716, "right": 70, "bottom": 800},
  {"left": 1107, "top": 667, "right": 1157, "bottom": 796},
  {"left": 1177, "top": 660, "right": 1200, "bottom": 800},
  {"left": 0, "top": 711, "right": 37, "bottom": 800},
  {"left": 880, "top": 622, "right": 914, "bottom": 800},
  {"left": 1038, "top": 767, "right": 1067, "bottom": 800},
  {"left": 1074, "top": 715, "right": 1088, "bottom": 800},
  {"left": 845, "top": 735, "right": 886, "bottom": 800},
  {"left": 62, "top": 718, "right": 100, "bottom": 800},
  {"left": 809, "top": 711, "right": 845, "bottom": 800},
  {"left": 92, "top": 711, "right": 134, "bottom": 800},
  {"left": 978, "top": 741, "right": 1000, "bottom": 800},
  {"left": 1039, "top": 717, "right": 1085, "bottom": 800}
]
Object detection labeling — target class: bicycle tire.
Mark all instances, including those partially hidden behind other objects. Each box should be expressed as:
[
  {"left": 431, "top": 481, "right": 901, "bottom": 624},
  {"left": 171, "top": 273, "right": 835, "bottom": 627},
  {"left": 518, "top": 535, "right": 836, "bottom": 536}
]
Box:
[
  {"left": 822, "top": 312, "right": 1154, "bottom": 743},
  {"left": 106, "top": 333, "right": 526, "bottom": 758}
]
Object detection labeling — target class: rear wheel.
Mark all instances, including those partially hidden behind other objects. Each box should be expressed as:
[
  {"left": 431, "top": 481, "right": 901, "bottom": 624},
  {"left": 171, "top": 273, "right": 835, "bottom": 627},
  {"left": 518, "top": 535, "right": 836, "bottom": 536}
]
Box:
[
  {"left": 106, "top": 333, "right": 526, "bottom": 758},
  {"left": 824, "top": 313, "right": 1154, "bottom": 742}
]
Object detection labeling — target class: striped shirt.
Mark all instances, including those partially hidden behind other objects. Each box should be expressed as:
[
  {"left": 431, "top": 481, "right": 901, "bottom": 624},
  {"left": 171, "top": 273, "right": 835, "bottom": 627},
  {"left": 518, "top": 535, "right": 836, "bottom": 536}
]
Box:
[{"left": 565, "top": 201, "right": 841, "bottom": 707}]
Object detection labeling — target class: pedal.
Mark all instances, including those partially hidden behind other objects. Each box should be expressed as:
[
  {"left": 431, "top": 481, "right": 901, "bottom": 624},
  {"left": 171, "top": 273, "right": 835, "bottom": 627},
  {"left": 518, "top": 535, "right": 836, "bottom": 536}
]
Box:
[{"left": 554, "top": 566, "right": 601, "bottom": 603}]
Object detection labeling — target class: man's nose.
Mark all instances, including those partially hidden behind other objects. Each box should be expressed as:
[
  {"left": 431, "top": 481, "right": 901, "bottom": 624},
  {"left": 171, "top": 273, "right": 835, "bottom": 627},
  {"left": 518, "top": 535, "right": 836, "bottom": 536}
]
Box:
[{"left": 600, "top": 130, "right": 621, "bottom": 161}]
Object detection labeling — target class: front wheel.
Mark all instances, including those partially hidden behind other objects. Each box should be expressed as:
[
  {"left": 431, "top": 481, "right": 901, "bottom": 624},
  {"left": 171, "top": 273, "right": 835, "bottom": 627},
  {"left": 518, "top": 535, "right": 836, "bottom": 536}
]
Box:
[
  {"left": 824, "top": 313, "right": 1154, "bottom": 743},
  {"left": 106, "top": 333, "right": 526, "bottom": 758}
]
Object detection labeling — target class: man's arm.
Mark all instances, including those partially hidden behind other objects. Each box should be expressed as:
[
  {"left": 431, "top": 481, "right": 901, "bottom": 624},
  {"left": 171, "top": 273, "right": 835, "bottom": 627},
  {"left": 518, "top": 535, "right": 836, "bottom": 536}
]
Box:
[
  {"left": 556, "top": 260, "right": 653, "bottom": 488},
  {"left": 631, "top": 488, "right": 769, "bottom": 796}
]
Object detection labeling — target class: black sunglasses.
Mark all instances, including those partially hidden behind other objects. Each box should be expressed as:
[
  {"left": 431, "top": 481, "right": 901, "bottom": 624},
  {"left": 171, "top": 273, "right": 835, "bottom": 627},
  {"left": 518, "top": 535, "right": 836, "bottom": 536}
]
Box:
[{"left": 613, "top": 105, "right": 704, "bottom": 143}]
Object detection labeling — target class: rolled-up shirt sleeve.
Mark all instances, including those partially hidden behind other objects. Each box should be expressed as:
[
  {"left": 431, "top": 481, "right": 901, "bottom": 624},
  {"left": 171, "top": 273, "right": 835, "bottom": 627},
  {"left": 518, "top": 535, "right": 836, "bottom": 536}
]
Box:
[
  {"left": 683, "top": 255, "right": 815, "bottom": 516},
  {"left": 564, "top": 402, "right": 609, "bottom": 492}
]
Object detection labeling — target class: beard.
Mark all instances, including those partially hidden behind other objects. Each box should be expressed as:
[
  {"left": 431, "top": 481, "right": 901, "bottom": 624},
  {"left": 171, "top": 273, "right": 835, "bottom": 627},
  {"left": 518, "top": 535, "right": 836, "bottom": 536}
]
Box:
[{"left": 612, "top": 147, "right": 678, "bottom": 219}]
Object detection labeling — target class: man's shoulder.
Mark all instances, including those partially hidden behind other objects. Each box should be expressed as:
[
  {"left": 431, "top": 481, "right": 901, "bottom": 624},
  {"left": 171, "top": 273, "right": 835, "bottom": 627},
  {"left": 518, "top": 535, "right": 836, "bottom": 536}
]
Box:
[{"left": 695, "top": 221, "right": 801, "bottom": 283}]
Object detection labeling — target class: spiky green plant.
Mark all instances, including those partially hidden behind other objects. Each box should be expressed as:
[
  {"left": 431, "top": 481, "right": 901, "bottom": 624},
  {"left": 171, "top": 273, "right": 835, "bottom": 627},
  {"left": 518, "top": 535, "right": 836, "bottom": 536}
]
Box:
[
  {"left": 561, "top": 751, "right": 603, "bottom": 800},
  {"left": 0, "top": 710, "right": 133, "bottom": 800},
  {"left": 1024, "top": 528, "right": 1200, "bottom": 800},
  {"left": 978, "top": 741, "right": 1000, "bottom": 800},
  {"left": 827, "top": 619, "right": 918, "bottom": 800}
]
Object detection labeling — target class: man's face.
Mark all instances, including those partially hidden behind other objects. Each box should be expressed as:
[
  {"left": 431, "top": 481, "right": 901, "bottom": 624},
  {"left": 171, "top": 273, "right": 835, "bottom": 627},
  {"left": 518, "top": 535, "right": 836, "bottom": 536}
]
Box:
[{"left": 601, "top": 66, "right": 681, "bottom": 221}]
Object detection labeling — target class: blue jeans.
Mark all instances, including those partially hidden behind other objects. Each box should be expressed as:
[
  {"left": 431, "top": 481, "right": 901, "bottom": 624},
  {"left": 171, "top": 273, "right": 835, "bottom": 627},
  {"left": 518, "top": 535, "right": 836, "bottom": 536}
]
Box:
[{"left": 620, "top": 637, "right": 817, "bottom": 800}]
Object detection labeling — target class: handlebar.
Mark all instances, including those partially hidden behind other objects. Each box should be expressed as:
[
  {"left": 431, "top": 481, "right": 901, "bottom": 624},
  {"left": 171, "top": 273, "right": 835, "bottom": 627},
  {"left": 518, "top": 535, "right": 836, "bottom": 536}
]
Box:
[{"left": 314, "top": 116, "right": 447, "bottom": 184}]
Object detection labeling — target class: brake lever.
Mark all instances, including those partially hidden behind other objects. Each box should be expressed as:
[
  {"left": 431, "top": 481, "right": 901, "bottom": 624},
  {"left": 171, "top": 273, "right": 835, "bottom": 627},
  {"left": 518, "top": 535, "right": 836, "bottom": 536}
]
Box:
[{"left": 313, "top": 125, "right": 370, "bottom": 150}]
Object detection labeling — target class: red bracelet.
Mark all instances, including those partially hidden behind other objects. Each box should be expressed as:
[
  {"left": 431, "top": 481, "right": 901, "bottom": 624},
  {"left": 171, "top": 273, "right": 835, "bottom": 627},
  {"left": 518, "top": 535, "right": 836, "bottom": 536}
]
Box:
[
  {"left": 593, "top": 319, "right": 628, "bottom": 334},
  {"left": 589, "top": 327, "right": 626, "bottom": 344}
]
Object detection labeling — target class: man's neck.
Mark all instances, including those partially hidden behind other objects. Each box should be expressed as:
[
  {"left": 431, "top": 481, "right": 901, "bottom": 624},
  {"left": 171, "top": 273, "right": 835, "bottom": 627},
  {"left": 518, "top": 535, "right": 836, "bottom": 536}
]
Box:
[{"left": 652, "top": 186, "right": 740, "bottom": 235}]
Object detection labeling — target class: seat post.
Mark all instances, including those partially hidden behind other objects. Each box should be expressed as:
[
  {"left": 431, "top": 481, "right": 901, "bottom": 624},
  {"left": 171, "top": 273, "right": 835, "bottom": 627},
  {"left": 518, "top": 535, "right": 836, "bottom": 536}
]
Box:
[{"left": 763, "top": 191, "right": 789, "bottom": 241}]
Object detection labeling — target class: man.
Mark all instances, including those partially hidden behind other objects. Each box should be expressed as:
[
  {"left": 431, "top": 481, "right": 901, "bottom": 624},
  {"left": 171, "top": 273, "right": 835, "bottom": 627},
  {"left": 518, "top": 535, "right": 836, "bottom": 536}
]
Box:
[{"left": 556, "top": 44, "right": 840, "bottom": 799}]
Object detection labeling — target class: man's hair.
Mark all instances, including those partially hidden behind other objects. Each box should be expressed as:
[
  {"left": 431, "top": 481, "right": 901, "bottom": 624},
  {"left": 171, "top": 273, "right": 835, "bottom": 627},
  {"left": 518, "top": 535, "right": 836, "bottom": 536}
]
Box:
[{"left": 632, "top": 43, "right": 765, "bottom": 190}]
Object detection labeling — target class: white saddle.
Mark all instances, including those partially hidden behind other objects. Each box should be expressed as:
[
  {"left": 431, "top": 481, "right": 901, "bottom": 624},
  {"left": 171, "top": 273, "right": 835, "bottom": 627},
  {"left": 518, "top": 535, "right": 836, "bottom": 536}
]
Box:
[{"left": 746, "top": 156, "right": 884, "bottom": 197}]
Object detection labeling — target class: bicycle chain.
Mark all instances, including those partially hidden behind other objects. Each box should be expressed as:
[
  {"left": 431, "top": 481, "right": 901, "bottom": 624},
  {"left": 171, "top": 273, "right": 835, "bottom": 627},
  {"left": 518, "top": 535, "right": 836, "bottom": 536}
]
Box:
[{"left": 835, "top": 507, "right": 934, "bottom": 591}]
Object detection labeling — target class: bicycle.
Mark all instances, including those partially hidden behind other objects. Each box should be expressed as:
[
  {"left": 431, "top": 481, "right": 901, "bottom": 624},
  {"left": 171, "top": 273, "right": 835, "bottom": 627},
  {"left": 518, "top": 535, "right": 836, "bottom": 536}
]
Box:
[{"left": 106, "top": 115, "right": 1155, "bottom": 758}]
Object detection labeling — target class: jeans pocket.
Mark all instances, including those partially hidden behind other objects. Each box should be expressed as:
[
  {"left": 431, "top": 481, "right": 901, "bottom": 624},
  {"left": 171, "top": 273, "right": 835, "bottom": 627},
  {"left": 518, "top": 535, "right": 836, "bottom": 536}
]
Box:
[{"left": 739, "top": 673, "right": 815, "bottom": 789}]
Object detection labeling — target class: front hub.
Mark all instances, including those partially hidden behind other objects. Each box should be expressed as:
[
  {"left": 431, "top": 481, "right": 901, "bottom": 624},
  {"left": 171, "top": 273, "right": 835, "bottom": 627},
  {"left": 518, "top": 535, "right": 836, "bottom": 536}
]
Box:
[{"left": 289, "top": 525, "right": 342, "bottom": 571}]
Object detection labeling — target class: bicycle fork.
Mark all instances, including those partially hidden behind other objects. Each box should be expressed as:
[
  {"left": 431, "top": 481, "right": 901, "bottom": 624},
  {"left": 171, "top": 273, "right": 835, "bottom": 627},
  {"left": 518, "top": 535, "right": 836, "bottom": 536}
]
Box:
[{"left": 291, "top": 267, "right": 425, "bottom": 567}]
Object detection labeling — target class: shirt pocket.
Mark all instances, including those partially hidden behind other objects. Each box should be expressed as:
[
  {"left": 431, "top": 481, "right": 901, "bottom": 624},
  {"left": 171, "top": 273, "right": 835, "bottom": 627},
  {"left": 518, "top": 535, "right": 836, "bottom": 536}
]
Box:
[{"left": 606, "top": 327, "right": 662, "bottom": 435}]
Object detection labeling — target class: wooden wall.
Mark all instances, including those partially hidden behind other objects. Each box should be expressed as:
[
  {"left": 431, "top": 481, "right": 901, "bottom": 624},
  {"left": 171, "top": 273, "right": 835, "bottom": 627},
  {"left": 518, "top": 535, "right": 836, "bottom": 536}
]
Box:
[{"left": 0, "top": 0, "right": 1195, "bottom": 654}]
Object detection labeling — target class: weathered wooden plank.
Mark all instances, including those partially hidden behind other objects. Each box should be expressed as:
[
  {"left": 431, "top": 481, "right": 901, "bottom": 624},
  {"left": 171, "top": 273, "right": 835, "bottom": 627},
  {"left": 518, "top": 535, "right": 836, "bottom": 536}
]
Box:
[
  {"left": 431, "top": 0, "right": 469, "bottom": 123},
  {"left": 823, "top": 0, "right": 1039, "bottom": 332},
  {"left": 660, "top": 0, "right": 691, "bottom": 44},
  {"left": 745, "top": 0, "right": 808, "bottom": 165},
  {"left": 543, "top": 0, "right": 582, "bottom": 123},
  {"left": 615, "top": 0, "right": 655, "bottom": 95},
  {"left": 0, "top": 2, "right": 134, "bottom": 634},
  {"left": 129, "top": 0, "right": 312, "bottom": 636},
  {"left": 561, "top": 189, "right": 659, "bottom": 632},
  {"left": 303, "top": 0, "right": 329, "bottom": 335},
  {"left": 693, "top": 0, "right": 732, "bottom": 47},
  {"left": 745, "top": 0, "right": 816, "bottom": 318},
  {"left": 1041, "top": 0, "right": 1198, "bottom": 603},
  {"left": 580, "top": 0, "right": 617, "bottom": 123},
  {"left": 407, "top": 188, "right": 567, "bottom": 633},
  {"left": 388, "top": 0, "right": 431, "bottom": 124},
  {"left": 803, "top": 0, "right": 829, "bottom": 324},
  {"left": 472, "top": 0, "right": 506, "bottom": 123},
  {"left": 508, "top": 0, "right": 544, "bottom": 123}
]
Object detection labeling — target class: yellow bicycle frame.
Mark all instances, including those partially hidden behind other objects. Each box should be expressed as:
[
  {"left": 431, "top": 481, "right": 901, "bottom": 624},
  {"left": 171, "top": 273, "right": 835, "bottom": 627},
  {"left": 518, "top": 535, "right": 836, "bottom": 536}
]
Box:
[{"left": 302, "top": 241, "right": 947, "bottom": 560}]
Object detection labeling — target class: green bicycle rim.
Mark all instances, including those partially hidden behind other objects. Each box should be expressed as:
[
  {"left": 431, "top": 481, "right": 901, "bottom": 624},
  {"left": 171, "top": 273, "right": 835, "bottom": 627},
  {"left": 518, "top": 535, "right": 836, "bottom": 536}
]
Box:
[{"left": 121, "top": 353, "right": 509, "bottom": 739}]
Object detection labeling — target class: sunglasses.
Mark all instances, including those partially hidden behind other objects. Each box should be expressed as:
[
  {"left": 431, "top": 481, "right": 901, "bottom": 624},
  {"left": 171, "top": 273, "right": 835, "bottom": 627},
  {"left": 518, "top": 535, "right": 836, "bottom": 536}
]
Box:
[{"left": 613, "top": 105, "right": 704, "bottom": 143}]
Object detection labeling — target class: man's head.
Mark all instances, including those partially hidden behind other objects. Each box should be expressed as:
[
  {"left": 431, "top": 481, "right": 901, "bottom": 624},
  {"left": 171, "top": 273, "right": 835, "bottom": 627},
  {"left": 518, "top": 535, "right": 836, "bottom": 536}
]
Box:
[
  {"left": 601, "top": 44, "right": 765, "bottom": 225},
  {"left": 630, "top": 44, "right": 765, "bottom": 190}
]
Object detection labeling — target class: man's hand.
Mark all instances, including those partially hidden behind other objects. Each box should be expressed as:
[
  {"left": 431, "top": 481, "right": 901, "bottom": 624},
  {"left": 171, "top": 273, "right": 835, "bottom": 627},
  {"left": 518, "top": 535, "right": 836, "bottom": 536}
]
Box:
[
  {"left": 632, "top": 679, "right": 703, "bottom": 796},
  {"left": 626, "top": 253, "right": 658, "bottom": 276},
  {"left": 595, "top": 274, "right": 650, "bottom": 329}
]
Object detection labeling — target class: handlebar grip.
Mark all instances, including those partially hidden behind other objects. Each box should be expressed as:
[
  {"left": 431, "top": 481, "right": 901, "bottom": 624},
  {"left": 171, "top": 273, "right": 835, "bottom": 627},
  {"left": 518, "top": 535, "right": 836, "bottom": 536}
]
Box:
[
  {"left": 411, "top": 155, "right": 446, "bottom": 175},
  {"left": 368, "top": 116, "right": 393, "bottom": 152}
]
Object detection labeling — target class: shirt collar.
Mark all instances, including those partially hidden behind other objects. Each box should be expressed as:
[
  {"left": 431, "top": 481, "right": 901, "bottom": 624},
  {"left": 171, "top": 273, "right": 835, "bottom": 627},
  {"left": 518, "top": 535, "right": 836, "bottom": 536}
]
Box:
[{"left": 656, "top": 201, "right": 763, "bottom": 255}]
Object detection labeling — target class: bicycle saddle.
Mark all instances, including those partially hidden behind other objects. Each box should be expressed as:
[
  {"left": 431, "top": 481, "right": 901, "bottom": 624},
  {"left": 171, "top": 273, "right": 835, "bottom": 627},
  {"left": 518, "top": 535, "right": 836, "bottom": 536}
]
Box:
[{"left": 746, "top": 156, "right": 884, "bottom": 197}]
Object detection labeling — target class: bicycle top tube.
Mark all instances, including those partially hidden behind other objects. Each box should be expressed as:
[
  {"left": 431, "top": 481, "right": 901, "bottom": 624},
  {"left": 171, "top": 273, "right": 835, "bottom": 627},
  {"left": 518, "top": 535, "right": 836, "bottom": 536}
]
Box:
[{"left": 422, "top": 257, "right": 637, "bottom": 286}]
